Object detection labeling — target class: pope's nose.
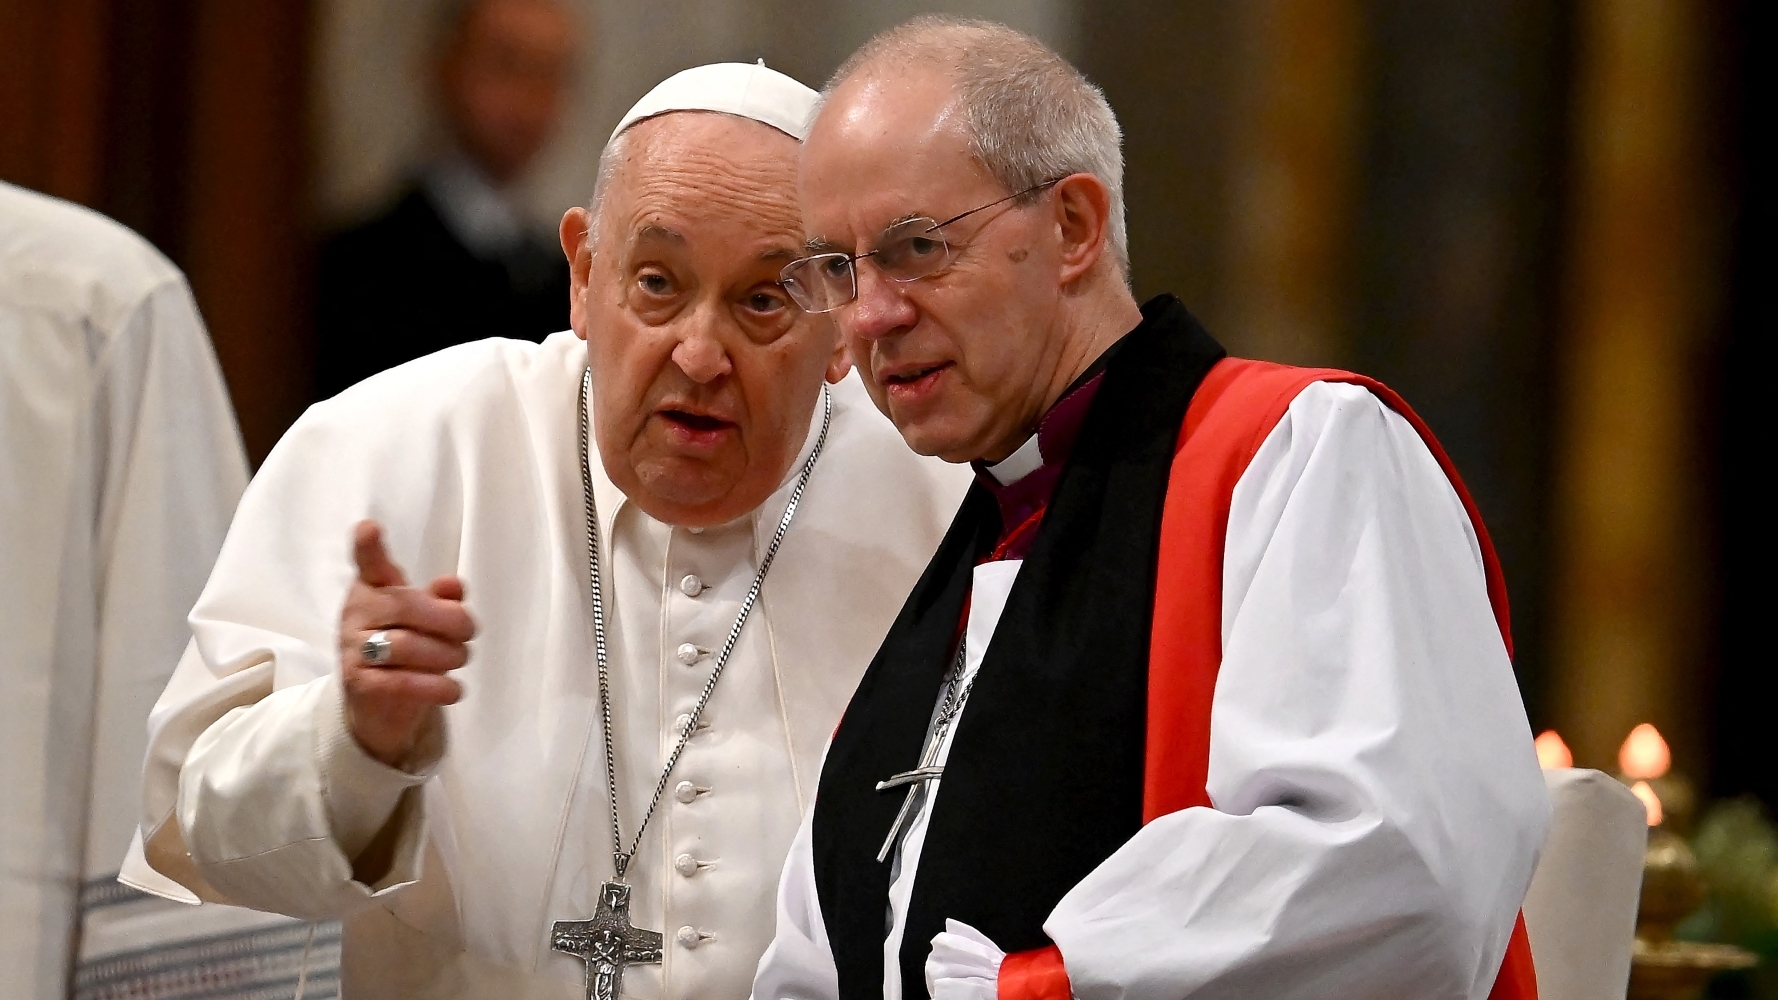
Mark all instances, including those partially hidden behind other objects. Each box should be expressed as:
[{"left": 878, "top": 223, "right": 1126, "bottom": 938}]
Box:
[{"left": 671, "top": 321, "right": 733, "bottom": 384}]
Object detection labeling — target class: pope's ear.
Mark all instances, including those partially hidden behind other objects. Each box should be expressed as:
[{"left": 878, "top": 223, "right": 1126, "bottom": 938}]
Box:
[
  {"left": 560, "top": 207, "right": 594, "bottom": 340},
  {"left": 1052, "top": 173, "right": 1112, "bottom": 285},
  {"left": 825, "top": 328, "right": 853, "bottom": 384}
]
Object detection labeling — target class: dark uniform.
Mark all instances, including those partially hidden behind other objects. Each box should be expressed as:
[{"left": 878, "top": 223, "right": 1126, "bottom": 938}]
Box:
[{"left": 315, "top": 183, "right": 569, "bottom": 399}]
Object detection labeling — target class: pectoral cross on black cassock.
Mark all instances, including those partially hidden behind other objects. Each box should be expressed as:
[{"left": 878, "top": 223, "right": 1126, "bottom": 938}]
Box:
[
  {"left": 552, "top": 880, "right": 663, "bottom": 1000},
  {"left": 876, "top": 648, "right": 976, "bottom": 863},
  {"left": 875, "top": 764, "right": 945, "bottom": 862}
]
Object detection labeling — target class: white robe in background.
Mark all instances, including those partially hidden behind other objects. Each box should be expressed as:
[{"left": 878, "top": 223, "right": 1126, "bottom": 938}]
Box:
[
  {"left": 0, "top": 181, "right": 253, "bottom": 1000},
  {"left": 754, "top": 381, "right": 1552, "bottom": 1000},
  {"left": 122, "top": 330, "right": 973, "bottom": 999}
]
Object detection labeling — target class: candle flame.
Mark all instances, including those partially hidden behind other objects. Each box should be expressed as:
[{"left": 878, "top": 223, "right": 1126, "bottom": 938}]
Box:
[
  {"left": 1631, "top": 780, "right": 1663, "bottom": 826},
  {"left": 1619, "top": 723, "right": 1671, "bottom": 779},
  {"left": 1534, "top": 730, "right": 1574, "bottom": 769}
]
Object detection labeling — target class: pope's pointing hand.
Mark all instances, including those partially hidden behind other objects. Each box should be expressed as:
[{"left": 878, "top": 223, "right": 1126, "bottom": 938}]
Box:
[{"left": 340, "top": 520, "right": 477, "bottom": 767}]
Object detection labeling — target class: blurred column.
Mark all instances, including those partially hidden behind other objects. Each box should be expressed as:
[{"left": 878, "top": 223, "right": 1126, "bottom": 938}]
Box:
[
  {"left": 0, "top": 0, "right": 111, "bottom": 204},
  {"left": 1077, "top": 3, "right": 1238, "bottom": 312},
  {"left": 1215, "top": 0, "right": 1363, "bottom": 367},
  {"left": 1, "top": 0, "right": 313, "bottom": 465},
  {"left": 1551, "top": 0, "right": 1724, "bottom": 771},
  {"left": 182, "top": 0, "right": 315, "bottom": 464},
  {"left": 1347, "top": 1, "right": 1571, "bottom": 721}
]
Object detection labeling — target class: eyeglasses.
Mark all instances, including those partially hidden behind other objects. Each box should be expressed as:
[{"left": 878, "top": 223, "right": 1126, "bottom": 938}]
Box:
[{"left": 779, "top": 178, "right": 1065, "bottom": 314}]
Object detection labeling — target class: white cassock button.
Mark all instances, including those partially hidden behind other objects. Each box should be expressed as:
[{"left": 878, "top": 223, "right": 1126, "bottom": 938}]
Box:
[
  {"left": 674, "top": 780, "right": 706, "bottom": 804},
  {"left": 679, "top": 574, "right": 705, "bottom": 597},
  {"left": 676, "top": 643, "right": 706, "bottom": 665},
  {"left": 675, "top": 714, "right": 710, "bottom": 737},
  {"left": 674, "top": 853, "right": 703, "bottom": 877},
  {"left": 676, "top": 925, "right": 709, "bottom": 949}
]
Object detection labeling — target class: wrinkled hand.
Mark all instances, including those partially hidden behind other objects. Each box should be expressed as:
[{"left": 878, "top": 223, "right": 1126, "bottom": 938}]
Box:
[{"left": 339, "top": 520, "right": 476, "bottom": 767}]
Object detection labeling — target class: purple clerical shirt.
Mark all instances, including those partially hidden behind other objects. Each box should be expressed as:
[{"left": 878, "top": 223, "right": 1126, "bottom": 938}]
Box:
[{"left": 973, "top": 370, "right": 1106, "bottom": 562}]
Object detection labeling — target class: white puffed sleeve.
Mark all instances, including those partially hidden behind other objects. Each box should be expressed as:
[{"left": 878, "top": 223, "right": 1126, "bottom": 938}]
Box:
[{"left": 122, "top": 355, "right": 482, "bottom": 916}]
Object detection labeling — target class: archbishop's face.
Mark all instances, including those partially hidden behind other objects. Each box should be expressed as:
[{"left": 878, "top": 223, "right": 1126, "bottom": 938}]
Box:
[
  {"left": 799, "top": 72, "right": 1072, "bottom": 465},
  {"left": 562, "top": 112, "right": 839, "bottom": 528}
]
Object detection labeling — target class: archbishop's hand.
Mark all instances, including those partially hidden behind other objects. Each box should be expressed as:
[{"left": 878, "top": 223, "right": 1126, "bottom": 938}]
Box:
[{"left": 340, "top": 520, "right": 476, "bottom": 767}]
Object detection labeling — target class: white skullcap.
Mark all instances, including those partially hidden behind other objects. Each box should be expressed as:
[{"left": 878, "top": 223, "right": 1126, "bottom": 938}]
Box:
[{"left": 609, "top": 60, "right": 819, "bottom": 143}]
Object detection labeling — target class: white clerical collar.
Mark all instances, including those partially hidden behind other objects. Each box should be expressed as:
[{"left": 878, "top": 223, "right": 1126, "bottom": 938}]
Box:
[
  {"left": 983, "top": 433, "right": 1044, "bottom": 487},
  {"left": 422, "top": 153, "right": 528, "bottom": 260}
]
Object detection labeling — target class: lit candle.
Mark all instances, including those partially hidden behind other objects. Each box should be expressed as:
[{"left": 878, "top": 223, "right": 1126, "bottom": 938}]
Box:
[
  {"left": 1615, "top": 724, "right": 1694, "bottom": 832},
  {"left": 1630, "top": 780, "right": 1663, "bottom": 826},
  {"left": 1619, "top": 723, "right": 1670, "bottom": 779},
  {"left": 1535, "top": 730, "right": 1574, "bottom": 770}
]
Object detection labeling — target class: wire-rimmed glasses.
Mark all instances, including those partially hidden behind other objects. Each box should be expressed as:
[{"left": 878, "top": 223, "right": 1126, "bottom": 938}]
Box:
[{"left": 779, "top": 178, "right": 1064, "bottom": 314}]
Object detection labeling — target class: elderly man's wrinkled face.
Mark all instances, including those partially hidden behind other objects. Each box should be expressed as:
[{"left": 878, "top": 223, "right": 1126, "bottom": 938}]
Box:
[
  {"left": 561, "top": 113, "right": 842, "bottom": 529},
  {"left": 800, "top": 71, "right": 1070, "bottom": 464}
]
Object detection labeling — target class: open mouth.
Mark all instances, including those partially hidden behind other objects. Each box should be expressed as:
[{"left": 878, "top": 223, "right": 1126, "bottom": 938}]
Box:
[
  {"left": 884, "top": 362, "right": 949, "bottom": 386},
  {"left": 660, "top": 409, "right": 734, "bottom": 433}
]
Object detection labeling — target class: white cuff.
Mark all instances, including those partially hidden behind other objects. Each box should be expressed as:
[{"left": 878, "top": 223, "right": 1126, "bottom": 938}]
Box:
[
  {"left": 926, "top": 919, "right": 1004, "bottom": 1000},
  {"left": 315, "top": 675, "right": 444, "bottom": 862}
]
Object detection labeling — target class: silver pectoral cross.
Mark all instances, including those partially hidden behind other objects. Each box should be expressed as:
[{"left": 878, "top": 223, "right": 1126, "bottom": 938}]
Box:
[
  {"left": 875, "top": 761, "right": 947, "bottom": 863},
  {"left": 876, "top": 653, "right": 977, "bottom": 863},
  {"left": 552, "top": 880, "right": 663, "bottom": 1000}
]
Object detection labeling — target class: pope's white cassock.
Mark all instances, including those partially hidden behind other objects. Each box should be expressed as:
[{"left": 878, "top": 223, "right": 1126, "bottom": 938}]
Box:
[
  {"left": 754, "top": 299, "right": 1550, "bottom": 1000},
  {"left": 0, "top": 181, "right": 267, "bottom": 999},
  {"left": 120, "top": 327, "right": 972, "bottom": 998}
]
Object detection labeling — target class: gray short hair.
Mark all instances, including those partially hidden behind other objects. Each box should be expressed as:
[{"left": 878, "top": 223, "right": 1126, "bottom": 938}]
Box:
[
  {"left": 823, "top": 16, "right": 1128, "bottom": 278},
  {"left": 585, "top": 127, "right": 629, "bottom": 248}
]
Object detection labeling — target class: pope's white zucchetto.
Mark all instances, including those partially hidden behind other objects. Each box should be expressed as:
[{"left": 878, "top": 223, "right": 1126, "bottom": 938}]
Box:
[{"left": 610, "top": 60, "right": 819, "bottom": 143}]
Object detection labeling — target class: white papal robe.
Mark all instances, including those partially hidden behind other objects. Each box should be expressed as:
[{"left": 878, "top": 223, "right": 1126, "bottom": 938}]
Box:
[
  {"left": 754, "top": 381, "right": 1551, "bottom": 1000},
  {"left": 0, "top": 182, "right": 255, "bottom": 1000},
  {"left": 121, "top": 330, "right": 972, "bottom": 998}
]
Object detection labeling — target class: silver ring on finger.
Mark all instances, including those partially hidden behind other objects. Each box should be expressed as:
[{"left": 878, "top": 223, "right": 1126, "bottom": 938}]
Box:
[{"left": 362, "top": 629, "right": 394, "bottom": 666}]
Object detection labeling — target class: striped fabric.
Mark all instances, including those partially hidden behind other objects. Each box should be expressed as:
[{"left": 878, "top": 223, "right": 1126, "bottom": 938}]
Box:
[{"left": 74, "top": 878, "right": 341, "bottom": 1000}]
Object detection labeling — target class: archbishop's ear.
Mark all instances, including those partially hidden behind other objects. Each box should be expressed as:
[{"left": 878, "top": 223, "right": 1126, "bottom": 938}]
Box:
[
  {"left": 1051, "top": 173, "right": 1113, "bottom": 287},
  {"left": 560, "top": 207, "right": 595, "bottom": 341}
]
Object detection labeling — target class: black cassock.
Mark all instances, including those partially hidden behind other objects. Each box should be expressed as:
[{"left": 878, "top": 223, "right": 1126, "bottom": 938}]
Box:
[
  {"left": 811, "top": 295, "right": 1225, "bottom": 998},
  {"left": 314, "top": 184, "right": 568, "bottom": 400}
]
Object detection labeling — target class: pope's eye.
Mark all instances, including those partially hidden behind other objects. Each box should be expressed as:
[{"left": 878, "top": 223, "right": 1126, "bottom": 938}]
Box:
[
  {"left": 748, "top": 290, "right": 788, "bottom": 313},
  {"left": 638, "top": 272, "right": 672, "bottom": 295},
  {"left": 906, "top": 236, "right": 942, "bottom": 257}
]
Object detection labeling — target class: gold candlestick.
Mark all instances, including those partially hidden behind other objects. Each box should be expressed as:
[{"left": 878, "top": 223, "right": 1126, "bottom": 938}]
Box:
[{"left": 1627, "top": 828, "right": 1758, "bottom": 1000}]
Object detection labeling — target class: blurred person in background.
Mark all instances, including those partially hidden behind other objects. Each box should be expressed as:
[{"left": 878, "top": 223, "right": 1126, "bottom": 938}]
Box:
[
  {"left": 0, "top": 182, "right": 264, "bottom": 999},
  {"left": 314, "top": 0, "right": 579, "bottom": 399}
]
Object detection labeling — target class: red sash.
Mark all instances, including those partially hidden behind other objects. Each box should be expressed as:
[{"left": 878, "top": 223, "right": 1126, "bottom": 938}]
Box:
[{"left": 1003, "top": 358, "right": 1537, "bottom": 1000}]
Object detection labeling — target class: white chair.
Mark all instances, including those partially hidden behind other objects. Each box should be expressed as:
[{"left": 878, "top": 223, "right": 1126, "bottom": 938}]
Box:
[{"left": 1521, "top": 768, "right": 1648, "bottom": 1000}]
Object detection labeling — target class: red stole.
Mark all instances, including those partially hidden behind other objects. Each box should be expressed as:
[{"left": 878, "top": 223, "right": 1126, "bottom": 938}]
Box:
[{"left": 1002, "top": 358, "right": 1538, "bottom": 1000}]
